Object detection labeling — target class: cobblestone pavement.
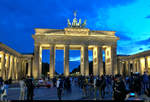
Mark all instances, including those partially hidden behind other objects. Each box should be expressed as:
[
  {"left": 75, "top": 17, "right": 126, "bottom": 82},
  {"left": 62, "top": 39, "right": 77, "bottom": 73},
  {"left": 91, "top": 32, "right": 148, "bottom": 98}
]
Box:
[
  {"left": 7, "top": 83, "right": 82, "bottom": 100},
  {"left": 6, "top": 83, "right": 147, "bottom": 100}
]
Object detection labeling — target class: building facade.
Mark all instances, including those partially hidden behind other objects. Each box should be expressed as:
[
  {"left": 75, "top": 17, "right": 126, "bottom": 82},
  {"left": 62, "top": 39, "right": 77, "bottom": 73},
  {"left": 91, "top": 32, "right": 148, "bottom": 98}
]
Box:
[
  {"left": 118, "top": 50, "right": 150, "bottom": 76},
  {"left": 0, "top": 43, "right": 33, "bottom": 80}
]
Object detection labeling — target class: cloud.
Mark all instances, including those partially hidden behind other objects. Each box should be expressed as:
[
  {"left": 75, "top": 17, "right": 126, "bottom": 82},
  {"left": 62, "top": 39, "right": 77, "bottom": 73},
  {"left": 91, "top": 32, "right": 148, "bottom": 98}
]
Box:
[
  {"left": 136, "top": 37, "right": 150, "bottom": 45},
  {"left": 145, "top": 15, "right": 150, "bottom": 19},
  {"left": 69, "top": 56, "right": 80, "bottom": 62},
  {"left": 116, "top": 32, "right": 132, "bottom": 40},
  {"left": 139, "top": 48, "right": 143, "bottom": 50},
  {"left": 69, "top": 55, "right": 93, "bottom": 62}
]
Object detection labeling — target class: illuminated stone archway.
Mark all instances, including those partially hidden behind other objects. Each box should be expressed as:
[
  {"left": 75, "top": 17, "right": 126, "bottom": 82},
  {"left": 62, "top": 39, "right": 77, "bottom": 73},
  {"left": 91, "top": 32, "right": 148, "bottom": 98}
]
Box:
[{"left": 32, "top": 13, "right": 119, "bottom": 79}]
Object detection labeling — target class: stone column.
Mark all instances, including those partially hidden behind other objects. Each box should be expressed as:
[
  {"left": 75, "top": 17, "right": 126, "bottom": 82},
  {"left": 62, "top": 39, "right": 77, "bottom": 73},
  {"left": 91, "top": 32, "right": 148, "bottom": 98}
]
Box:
[
  {"left": 21, "top": 60, "right": 25, "bottom": 77},
  {"left": 133, "top": 60, "right": 136, "bottom": 73},
  {"left": 111, "top": 46, "right": 117, "bottom": 75},
  {"left": 125, "top": 61, "right": 129, "bottom": 76},
  {"left": 14, "top": 57, "right": 18, "bottom": 80},
  {"left": 137, "top": 58, "right": 141, "bottom": 74},
  {"left": 64, "top": 45, "right": 69, "bottom": 77},
  {"left": 15, "top": 58, "right": 19, "bottom": 80},
  {"left": 12, "top": 57, "right": 16, "bottom": 80},
  {"left": 93, "top": 47, "right": 98, "bottom": 76},
  {"left": 49, "top": 44, "right": 55, "bottom": 79},
  {"left": 128, "top": 61, "right": 131, "bottom": 76},
  {"left": 117, "top": 60, "right": 120, "bottom": 75},
  {"left": 105, "top": 46, "right": 117, "bottom": 75},
  {"left": 31, "top": 58, "right": 33, "bottom": 77},
  {"left": 99, "top": 47, "right": 103, "bottom": 76},
  {"left": 23, "top": 61, "right": 27, "bottom": 77},
  {"left": 145, "top": 57, "right": 148, "bottom": 73},
  {"left": 0, "top": 52, "right": 5, "bottom": 79},
  {"left": 18, "top": 58, "right": 22, "bottom": 79},
  {"left": 105, "top": 47, "right": 111, "bottom": 75},
  {"left": 80, "top": 49, "right": 84, "bottom": 76},
  {"left": 8, "top": 56, "right": 14, "bottom": 79},
  {"left": 136, "top": 60, "right": 139, "bottom": 72},
  {"left": 120, "top": 62, "right": 123, "bottom": 75},
  {"left": 93, "top": 46, "right": 103, "bottom": 76},
  {"left": 80, "top": 45, "right": 89, "bottom": 76},
  {"left": 33, "top": 44, "right": 41, "bottom": 79},
  {"left": 27, "top": 60, "right": 32, "bottom": 77},
  {"left": 5, "top": 54, "right": 10, "bottom": 80}
]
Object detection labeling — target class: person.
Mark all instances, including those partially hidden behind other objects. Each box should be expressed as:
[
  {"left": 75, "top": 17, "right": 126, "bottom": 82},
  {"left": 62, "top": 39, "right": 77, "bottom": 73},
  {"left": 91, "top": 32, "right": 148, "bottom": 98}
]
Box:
[
  {"left": 0, "top": 77, "right": 3, "bottom": 87},
  {"left": 1, "top": 80, "right": 9, "bottom": 101},
  {"left": 113, "top": 75, "right": 126, "bottom": 101},
  {"left": 56, "top": 77, "right": 63, "bottom": 100},
  {"left": 8, "top": 78, "right": 12, "bottom": 84},
  {"left": 134, "top": 73, "right": 142, "bottom": 95},
  {"left": 85, "top": 77, "right": 89, "bottom": 97},
  {"left": 67, "top": 77, "right": 71, "bottom": 95},
  {"left": 89, "top": 75, "right": 94, "bottom": 96},
  {"left": 53, "top": 77, "right": 57, "bottom": 87},
  {"left": 80, "top": 76, "right": 86, "bottom": 98},
  {"left": 19, "top": 77, "right": 26, "bottom": 100},
  {"left": 25, "top": 76, "right": 34, "bottom": 100},
  {"left": 143, "top": 72, "right": 149, "bottom": 91},
  {"left": 101, "top": 75, "right": 106, "bottom": 98},
  {"left": 106, "top": 75, "right": 112, "bottom": 95},
  {"left": 94, "top": 76, "right": 102, "bottom": 100},
  {"left": 140, "top": 88, "right": 150, "bottom": 100}
]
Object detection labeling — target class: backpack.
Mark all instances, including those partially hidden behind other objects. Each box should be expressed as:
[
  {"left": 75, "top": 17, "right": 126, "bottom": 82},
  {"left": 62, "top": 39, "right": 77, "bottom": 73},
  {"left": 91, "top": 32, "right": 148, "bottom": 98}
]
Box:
[{"left": 96, "top": 78, "right": 101, "bottom": 87}]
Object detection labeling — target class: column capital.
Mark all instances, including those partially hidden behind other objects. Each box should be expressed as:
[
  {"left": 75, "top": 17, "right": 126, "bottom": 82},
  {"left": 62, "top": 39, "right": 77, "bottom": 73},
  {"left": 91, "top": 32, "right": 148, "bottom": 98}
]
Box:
[
  {"left": 5, "top": 53, "right": 10, "bottom": 56},
  {"left": 0, "top": 51, "right": 5, "bottom": 54}
]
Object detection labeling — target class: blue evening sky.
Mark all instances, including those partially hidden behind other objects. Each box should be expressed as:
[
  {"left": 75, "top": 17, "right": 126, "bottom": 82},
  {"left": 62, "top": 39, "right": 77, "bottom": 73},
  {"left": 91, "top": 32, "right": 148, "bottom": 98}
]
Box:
[{"left": 0, "top": 0, "right": 150, "bottom": 73}]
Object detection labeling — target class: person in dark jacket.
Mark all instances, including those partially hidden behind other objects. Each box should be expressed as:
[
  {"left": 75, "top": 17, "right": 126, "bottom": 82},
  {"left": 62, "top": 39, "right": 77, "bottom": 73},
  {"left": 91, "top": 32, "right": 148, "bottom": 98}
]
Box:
[
  {"left": 101, "top": 75, "right": 106, "bottom": 98},
  {"left": 113, "top": 75, "right": 126, "bottom": 101},
  {"left": 25, "top": 76, "right": 34, "bottom": 100}
]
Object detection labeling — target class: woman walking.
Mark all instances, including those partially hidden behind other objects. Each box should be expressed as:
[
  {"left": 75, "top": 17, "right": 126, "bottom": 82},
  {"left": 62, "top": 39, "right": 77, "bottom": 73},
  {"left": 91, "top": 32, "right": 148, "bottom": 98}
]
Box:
[
  {"left": 19, "top": 77, "right": 26, "bottom": 100},
  {"left": 1, "top": 80, "right": 9, "bottom": 101}
]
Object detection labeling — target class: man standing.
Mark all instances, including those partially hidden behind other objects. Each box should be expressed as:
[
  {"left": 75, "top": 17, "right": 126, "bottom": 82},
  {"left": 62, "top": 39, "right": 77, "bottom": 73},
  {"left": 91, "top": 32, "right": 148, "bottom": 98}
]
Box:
[
  {"left": 143, "top": 72, "right": 149, "bottom": 91},
  {"left": 56, "top": 77, "right": 63, "bottom": 100},
  {"left": 25, "top": 76, "right": 34, "bottom": 100},
  {"left": 94, "top": 75, "right": 102, "bottom": 100}
]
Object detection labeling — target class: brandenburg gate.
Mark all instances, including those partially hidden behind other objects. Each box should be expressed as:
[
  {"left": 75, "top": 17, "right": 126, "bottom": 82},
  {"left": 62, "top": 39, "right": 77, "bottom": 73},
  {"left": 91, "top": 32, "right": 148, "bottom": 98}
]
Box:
[{"left": 32, "top": 13, "right": 119, "bottom": 79}]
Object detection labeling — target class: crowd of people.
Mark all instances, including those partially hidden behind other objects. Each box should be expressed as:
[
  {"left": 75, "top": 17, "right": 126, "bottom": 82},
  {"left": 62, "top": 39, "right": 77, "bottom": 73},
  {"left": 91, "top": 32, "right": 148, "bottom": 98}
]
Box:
[
  {"left": 55, "top": 71, "right": 150, "bottom": 100},
  {"left": 0, "top": 76, "right": 34, "bottom": 101},
  {"left": 0, "top": 71, "right": 150, "bottom": 101}
]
